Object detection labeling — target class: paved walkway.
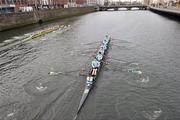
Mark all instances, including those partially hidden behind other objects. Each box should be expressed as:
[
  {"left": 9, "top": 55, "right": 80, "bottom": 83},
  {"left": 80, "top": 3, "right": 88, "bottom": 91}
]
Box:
[{"left": 150, "top": 6, "right": 180, "bottom": 15}]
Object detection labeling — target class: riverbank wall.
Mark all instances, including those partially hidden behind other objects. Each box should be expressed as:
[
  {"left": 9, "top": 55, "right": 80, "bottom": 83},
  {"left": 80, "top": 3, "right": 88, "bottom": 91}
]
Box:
[
  {"left": 0, "top": 7, "right": 95, "bottom": 31},
  {"left": 150, "top": 6, "right": 180, "bottom": 18}
]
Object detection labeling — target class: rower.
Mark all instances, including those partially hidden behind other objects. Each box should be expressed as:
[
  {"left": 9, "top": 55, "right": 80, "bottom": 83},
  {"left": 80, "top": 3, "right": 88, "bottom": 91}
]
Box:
[
  {"left": 91, "top": 59, "right": 100, "bottom": 76},
  {"left": 91, "top": 59, "right": 100, "bottom": 68},
  {"left": 91, "top": 69, "right": 97, "bottom": 76},
  {"left": 103, "top": 39, "right": 108, "bottom": 45},
  {"left": 100, "top": 44, "right": 107, "bottom": 51},
  {"left": 105, "top": 35, "right": 110, "bottom": 41},
  {"left": 96, "top": 53, "right": 103, "bottom": 62},
  {"left": 103, "top": 35, "right": 110, "bottom": 45},
  {"left": 98, "top": 48, "right": 104, "bottom": 55},
  {"left": 86, "top": 76, "right": 93, "bottom": 87}
]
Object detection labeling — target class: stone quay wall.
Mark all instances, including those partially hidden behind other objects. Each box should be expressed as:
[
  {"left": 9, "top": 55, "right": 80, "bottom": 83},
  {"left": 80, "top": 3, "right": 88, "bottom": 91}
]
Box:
[
  {"left": 150, "top": 6, "right": 180, "bottom": 18},
  {"left": 0, "top": 7, "right": 95, "bottom": 31}
]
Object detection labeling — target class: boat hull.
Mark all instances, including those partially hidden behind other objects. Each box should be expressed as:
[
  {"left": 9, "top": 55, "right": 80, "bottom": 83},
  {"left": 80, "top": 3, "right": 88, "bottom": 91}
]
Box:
[{"left": 76, "top": 37, "right": 110, "bottom": 115}]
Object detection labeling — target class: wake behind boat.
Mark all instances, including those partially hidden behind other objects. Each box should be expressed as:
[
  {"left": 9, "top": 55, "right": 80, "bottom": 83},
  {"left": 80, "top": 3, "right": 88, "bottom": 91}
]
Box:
[
  {"left": 74, "top": 35, "right": 111, "bottom": 120},
  {"left": 0, "top": 25, "right": 71, "bottom": 54}
]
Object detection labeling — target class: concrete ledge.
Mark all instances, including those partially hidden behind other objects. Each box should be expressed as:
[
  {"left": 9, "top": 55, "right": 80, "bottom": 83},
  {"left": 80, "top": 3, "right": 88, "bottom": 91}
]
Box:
[
  {"left": 150, "top": 6, "right": 180, "bottom": 17},
  {"left": 0, "top": 7, "right": 96, "bottom": 31}
]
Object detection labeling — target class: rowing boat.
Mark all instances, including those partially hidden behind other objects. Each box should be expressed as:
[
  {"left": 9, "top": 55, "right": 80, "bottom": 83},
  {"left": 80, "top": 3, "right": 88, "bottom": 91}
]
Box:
[
  {"left": 31, "top": 25, "right": 64, "bottom": 39},
  {"left": 74, "top": 35, "right": 111, "bottom": 120}
]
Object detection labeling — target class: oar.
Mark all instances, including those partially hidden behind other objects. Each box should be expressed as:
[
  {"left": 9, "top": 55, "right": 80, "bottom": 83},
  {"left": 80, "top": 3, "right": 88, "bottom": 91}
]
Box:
[
  {"left": 111, "top": 38, "right": 130, "bottom": 42},
  {"left": 48, "top": 69, "right": 81, "bottom": 78},
  {"left": 111, "top": 44, "right": 125, "bottom": 48},
  {"left": 79, "top": 67, "right": 89, "bottom": 76},
  {"left": 107, "top": 57, "right": 129, "bottom": 64},
  {"left": 83, "top": 41, "right": 101, "bottom": 45},
  {"left": 73, "top": 115, "right": 78, "bottom": 120}
]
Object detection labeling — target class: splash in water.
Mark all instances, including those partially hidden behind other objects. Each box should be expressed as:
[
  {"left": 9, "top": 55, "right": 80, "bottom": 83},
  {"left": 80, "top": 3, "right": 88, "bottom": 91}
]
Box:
[
  {"left": 127, "top": 68, "right": 143, "bottom": 75},
  {"left": 48, "top": 71, "right": 63, "bottom": 76},
  {"left": 7, "top": 112, "right": 14, "bottom": 117},
  {"left": 137, "top": 76, "right": 150, "bottom": 83},
  {"left": 142, "top": 108, "right": 162, "bottom": 120},
  {"left": 36, "top": 83, "right": 47, "bottom": 92}
]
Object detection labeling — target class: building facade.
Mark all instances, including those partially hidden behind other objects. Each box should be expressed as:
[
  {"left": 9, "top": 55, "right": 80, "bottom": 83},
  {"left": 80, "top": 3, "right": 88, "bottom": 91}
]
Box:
[{"left": 0, "top": 0, "right": 99, "bottom": 13}]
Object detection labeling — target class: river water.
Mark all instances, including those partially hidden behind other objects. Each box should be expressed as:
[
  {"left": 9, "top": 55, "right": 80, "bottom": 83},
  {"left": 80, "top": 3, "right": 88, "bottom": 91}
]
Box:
[{"left": 0, "top": 10, "right": 180, "bottom": 120}]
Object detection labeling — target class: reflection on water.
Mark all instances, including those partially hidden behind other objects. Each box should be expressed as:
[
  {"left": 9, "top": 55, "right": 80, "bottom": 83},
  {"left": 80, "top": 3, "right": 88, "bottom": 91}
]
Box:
[{"left": 1, "top": 11, "right": 180, "bottom": 120}]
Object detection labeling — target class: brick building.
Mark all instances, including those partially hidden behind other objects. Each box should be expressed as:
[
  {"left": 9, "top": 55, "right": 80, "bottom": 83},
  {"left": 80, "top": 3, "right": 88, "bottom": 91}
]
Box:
[
  {"left": 0, "top": 0, "right": 90, "bottom": 13},
  {"left": 0, "top": 0, "right": 70, "bottom": 8},
  {"left": 76, "top": 0, "right": 86, "bottom": 5}
]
